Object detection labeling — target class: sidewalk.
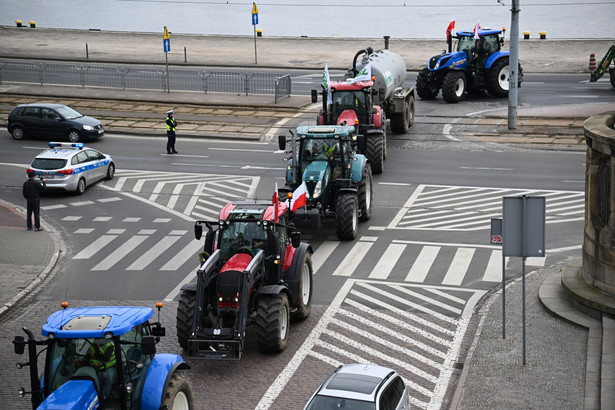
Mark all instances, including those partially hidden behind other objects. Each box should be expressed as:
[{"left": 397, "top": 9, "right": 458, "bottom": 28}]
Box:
[{"left": 0, "top": 26, "right": 613, "bottom": 409}]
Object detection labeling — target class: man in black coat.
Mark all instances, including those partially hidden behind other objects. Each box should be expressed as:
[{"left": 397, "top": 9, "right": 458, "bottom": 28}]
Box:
[{"left": 23, "top": 171, "right": 46, "bottom": 231}]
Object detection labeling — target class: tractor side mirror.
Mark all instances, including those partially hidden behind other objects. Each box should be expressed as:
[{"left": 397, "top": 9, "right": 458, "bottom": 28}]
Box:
[
  {"left": 13, "top": 336, "right": 25, "bottom": 355},
  {"left": 500, "top": 37, "right": 504, "bottom": 46},
  {"left": 151, "top": 325, "right": 166, "bottom": 337},
  {"left": 204, "top": 230, "right": 215, "bottom": 255},
  {"left": 194, "top": 223, "right": 203, "bottom": 240},
  {"left": 141, "top": 335, "right": 157, "bottom": 356},
  {"left": 291, "top": 231, "right": 301, "bottom": 248},
  {"left": 311, "top": 89, "right": 318, "bottom": 103},
  {"left": 278, "top": 135, "right": 287, "bottom": 150}
]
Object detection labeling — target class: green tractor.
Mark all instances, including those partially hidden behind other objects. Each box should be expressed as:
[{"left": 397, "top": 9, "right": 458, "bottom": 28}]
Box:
[{"left": 278, "top": 125, "right": 372, "bottom": 240}]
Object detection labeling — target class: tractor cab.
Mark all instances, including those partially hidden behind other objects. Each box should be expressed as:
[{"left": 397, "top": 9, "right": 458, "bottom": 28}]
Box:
[{"left": 328, "top": 82, "right": 372, "bottom": 127}]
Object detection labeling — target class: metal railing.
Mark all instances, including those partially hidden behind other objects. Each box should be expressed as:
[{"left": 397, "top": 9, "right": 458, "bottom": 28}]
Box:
[{"left": 0, "top": 60, "right": 292, "bottom": 103}]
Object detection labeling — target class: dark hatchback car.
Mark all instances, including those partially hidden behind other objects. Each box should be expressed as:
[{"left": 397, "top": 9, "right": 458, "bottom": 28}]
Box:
[{"left": 7, "top": 103, "right": 104, "bottom": 142}]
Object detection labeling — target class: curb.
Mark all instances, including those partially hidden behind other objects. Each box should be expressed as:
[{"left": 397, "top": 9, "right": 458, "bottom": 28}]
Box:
[{"left": 0, "top": 199, "right": 64, "bottom": 318}]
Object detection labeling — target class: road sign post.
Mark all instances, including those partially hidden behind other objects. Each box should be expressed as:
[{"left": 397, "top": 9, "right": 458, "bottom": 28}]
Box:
[
  {"left": 163, "top": 26, "right": 171, "bottom": 93},
  {"left": 502, "top": 195, "right": 546, "bottom": 365},
  {"left": 252, "top": 2, "right": 259, "bottom": 64}
]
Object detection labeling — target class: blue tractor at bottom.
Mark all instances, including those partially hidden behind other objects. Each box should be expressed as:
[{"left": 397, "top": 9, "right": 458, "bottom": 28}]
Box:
[
  {"left": 417, "top": 28, "right": 523, "bottom": 103},
  {"left": 13, "top": 304, "right": 193, "bottom": 410}
]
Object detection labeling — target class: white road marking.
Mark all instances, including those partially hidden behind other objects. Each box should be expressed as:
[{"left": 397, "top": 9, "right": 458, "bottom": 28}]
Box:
[
  {"left": 126, "top": 235, "right": 182, "bottom": 271},
  {"left": 406, "top": 245, "right": 440, "bottom": 282},
  {"left": 368, "top": 243, "right": 406, "bottom": 279},
  {"left": 73, "top": 235, "right": 118, "bottom": 259},
  {"left": 91, "top": 235, "right": 148, "bottom": 271}
]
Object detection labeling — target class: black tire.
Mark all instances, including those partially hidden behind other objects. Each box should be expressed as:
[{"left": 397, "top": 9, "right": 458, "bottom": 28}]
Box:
[
  {"left": 487, "top": 57, "right": 510, "bottom": 97},
  {"left": 416, "top": 67, "right": 439, "bottom": 100},
  {"left": 389, "top": 95, "right": 414, "bottom": 134},
  {"left": 176, "top": 291, "right": 195, "bottom": 350},
  {"left": 256, "top": 293, "right": 290, "bottom": 353},
  {"left": 335, "top": 193, "right": 358, "bottom": 240},
  {"left": 11, "top": 126, "right": 25, "bottom": 140},
  {"left": 160, "top": 370, "right": 194, "bottom": 410},
  {"left": 105, "top": 162, "right": 115, "bottom": 180},
  {"left": 358, "top": 163, "right": 372, "bottom": 222},
  {"left": 75, "top": 178, "right": 86, "bottom": 195},
  {"left": 365, "top": 133, "right": 384, "bottom": 175},
  {"left": 290, "top": 252, "right": 313, "bottom": 321},
  {"left": 442, "top": 71, "right": 466, "bottom": 103},
  {"left": 67, "top": 130, "right": 81, "bottom": 142},
  {"left": 610, "top": 69, "right": 615, "bottom": 88}
]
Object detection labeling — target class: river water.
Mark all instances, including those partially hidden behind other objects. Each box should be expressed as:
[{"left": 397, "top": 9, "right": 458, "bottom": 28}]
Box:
[{"left": 1, "top": 0, "right": 614, "bottom": 39}]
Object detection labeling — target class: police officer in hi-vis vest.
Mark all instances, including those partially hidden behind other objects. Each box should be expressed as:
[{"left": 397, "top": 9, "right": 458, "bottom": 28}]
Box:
[{"left": 166, "top": 109, "right": 178, "bottom": 154}]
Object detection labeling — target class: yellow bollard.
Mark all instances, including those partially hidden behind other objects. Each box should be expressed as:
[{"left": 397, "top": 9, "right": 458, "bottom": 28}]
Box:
[
  {"left": 539, "top": 31, "right": 547, "bottom": 39},
  {"left": 29, "top": 21, "right": 36, "bottom": 28},
  {"left": 523, "top": 31, "right": 530, "bottom": 39},
  {"left": 15, "top": 20, "right": 22, "bottom": 27},
  {"left": 256, "top": 29, "right": 262, "bottom": 37}
]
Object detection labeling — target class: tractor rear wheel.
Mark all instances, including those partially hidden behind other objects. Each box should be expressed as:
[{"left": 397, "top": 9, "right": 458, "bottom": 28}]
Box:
[
  {"left": 390, "top": 95, "right": 414, "bottom": 134},
  {"left": 487, "top": 57, "right": 510, "bottom": 97},
  {"left": 335, "top": 194, "right": 358, "bottom": 240},
  {"left": 291, "top": 252, "right": 313, "bottom": 321},
  {"left": 256, "top": 293, "right": 290, "bottom": 353},
  {"left": 417, "top": 68, "right": 439, "bottom": 100},
  {"left": 176, "top": 291, "right": 195, "bottom": 350},
  {"left": 365, "top": 133, "right": 384, "bottom": 174},
  {"left": 358, "top": 163, "right": 373, "bottom": 222},
  {"left": 442, "top": 71, "right": 466, "bottom": 103},
  {"left": 160, "top": 370, "right": 194, "bottom": 410}
]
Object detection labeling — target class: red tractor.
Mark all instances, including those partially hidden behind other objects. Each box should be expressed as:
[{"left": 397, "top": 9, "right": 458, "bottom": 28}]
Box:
[
  {"left": 176, "top": 200, "right": 313, "bottom": 359},
  {"left": 314, "top": 47, "right": 416, "bottom": 174}
]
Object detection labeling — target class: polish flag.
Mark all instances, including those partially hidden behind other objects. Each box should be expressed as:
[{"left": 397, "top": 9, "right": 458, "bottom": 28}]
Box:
[
  {"left": 290, "top": 182, "right": 307, "bottom": 212},
  {"left": 273, "top": 183, "right": 279, "bottom": 223},
  {"left": 474, "top": 20, "right": 481, "bottom": 40},
  {"left": 446, "top": 16, "right": 455, "bottom": 39}
]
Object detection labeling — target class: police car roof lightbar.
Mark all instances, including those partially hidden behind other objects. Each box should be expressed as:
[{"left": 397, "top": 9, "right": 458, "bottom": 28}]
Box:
[{"left": 48, "top": 142, "right": 84, "bottom": 149}]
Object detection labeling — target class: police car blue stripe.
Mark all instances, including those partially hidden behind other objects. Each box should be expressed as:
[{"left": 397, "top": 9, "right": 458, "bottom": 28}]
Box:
[{"left": 72, "top": 159, "right": 111, "bottom": 175}]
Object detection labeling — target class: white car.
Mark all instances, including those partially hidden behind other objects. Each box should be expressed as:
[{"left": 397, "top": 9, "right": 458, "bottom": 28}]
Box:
[
  {"left": 304, "top": 363, "right": 411, "bottom": 410},
  {"left": 27, "top": 142, "right": 115, "bottom": 194}
]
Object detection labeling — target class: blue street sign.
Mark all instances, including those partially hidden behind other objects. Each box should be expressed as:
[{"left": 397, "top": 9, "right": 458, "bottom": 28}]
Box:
[
  {"left": 252, "top": 13, "right": 258, "bottom": 25},
  {"left": 163, "top": 38, "right": 170, "bottom": 53}
]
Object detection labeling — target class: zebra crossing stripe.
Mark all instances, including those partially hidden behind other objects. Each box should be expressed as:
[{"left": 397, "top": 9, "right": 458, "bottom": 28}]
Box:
[
  {"left": 406, "top": 246, "right": 440, "bottom": 282},
  {"left": 160, "top": 240, "right": 204, "bottom": 271},
  {"left": 332, "top": 238, "right": 376, "bottom": 276},
  {"left": 91, "top": 235, "right": 149, "bottom": 271},
  {"left": 311, "top": 239, "right": 340, "bottom": 274},
  {"left": 442, "top": 247, "right": 475, "bottom": 286},
  {"left": 126, "top": 235, "right": 182, "bottom": 271},
  {"left": 483, "top": 250, "right": 503, "bottom": 282},
  {"left": 390, "top": 284, "right": 462, "bottom": 315},
  {"left": 368, "top": 243, "right": 406, "bottom": 279},
  {"left": 73, "top": 235, "right": 118, "bottom": 259}
]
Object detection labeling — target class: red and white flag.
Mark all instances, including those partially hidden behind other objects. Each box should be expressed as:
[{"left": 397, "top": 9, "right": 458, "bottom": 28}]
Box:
[
  {"left": 273, "top": 183, "right": 279, "bottom": 223},
  {"left": 473, "top": 19, "right": 481, "bottom": 40},
  {"left": 290, "top": 182, "right": 307, "bottom": 212},
  {"left": 446, "top": 16, "right": 455, "bottom": 39}
]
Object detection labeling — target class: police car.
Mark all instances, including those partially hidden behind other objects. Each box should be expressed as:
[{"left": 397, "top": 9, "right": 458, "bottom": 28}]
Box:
[{"left": 27, "top": 142, "right": 115, "bottom": 194}]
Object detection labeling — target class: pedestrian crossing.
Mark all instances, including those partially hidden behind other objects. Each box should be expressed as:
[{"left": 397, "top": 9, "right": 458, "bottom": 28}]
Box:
[
  {"left": 388, "top": 184, "right": 584, "bottom": 231},
  {"left": 99, "top": 170, "right": 260, "bottom": 220},
  {"left": 311, "top": 236, "right": 550, "bottom": 287},
  {"left": 258, "top": 279, "right": 486, "bottom": 410}
]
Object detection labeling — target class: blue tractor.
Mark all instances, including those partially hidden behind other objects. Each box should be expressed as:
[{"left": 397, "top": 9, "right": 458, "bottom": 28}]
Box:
[
  {"left": 278, "top": 125, "right": 372, "bottom": 240},
  {"left": 417, "top": 28, "right": 523, "bottom": 103},
  {"left": 13, "top": 304, "right": 193, "bottom": 410}
]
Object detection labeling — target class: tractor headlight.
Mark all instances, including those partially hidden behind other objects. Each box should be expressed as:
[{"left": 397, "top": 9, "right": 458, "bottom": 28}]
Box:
[{"left": 312, "top": 181, "right": 322, "bottom": 199}]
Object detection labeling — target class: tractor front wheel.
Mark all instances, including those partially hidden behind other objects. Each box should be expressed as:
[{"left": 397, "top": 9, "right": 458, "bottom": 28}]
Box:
[
  {"left": 365, "top": 133, "right": 384, "bottom": 175},
  {"left": 160, "top": 370, "right": 194, "bottom": 410},
  {"left": 417, "top": 68, "right": 439, "bottom": 100},
  {"left": 176, "top": 291, "right": 196, "bottom": 350},
  {"left": 358, "top": 163, "right": 373, "bottom": 222},
  {"left": 256, "top": 293, "right": 290, "bottom": 353},
  {"left": 335, "top": 194, "right": 358, "bottom": 240},
  {"left": 291, "top": 252, "right": 313, "bottom": 321},
  {"left": 442, "top": 71, "right": 466, "bottom": 103}
]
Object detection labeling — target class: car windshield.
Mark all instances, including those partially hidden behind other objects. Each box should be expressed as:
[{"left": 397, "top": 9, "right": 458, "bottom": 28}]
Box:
[
  {"left": 55, "top": 105, "right": 84, "bottom": 120},
  {"left": 31, "top": 158, "right": 67, "bottom": 170},
  {"left": 305, "top": 395, "right": 375, "bottom": 410}
]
